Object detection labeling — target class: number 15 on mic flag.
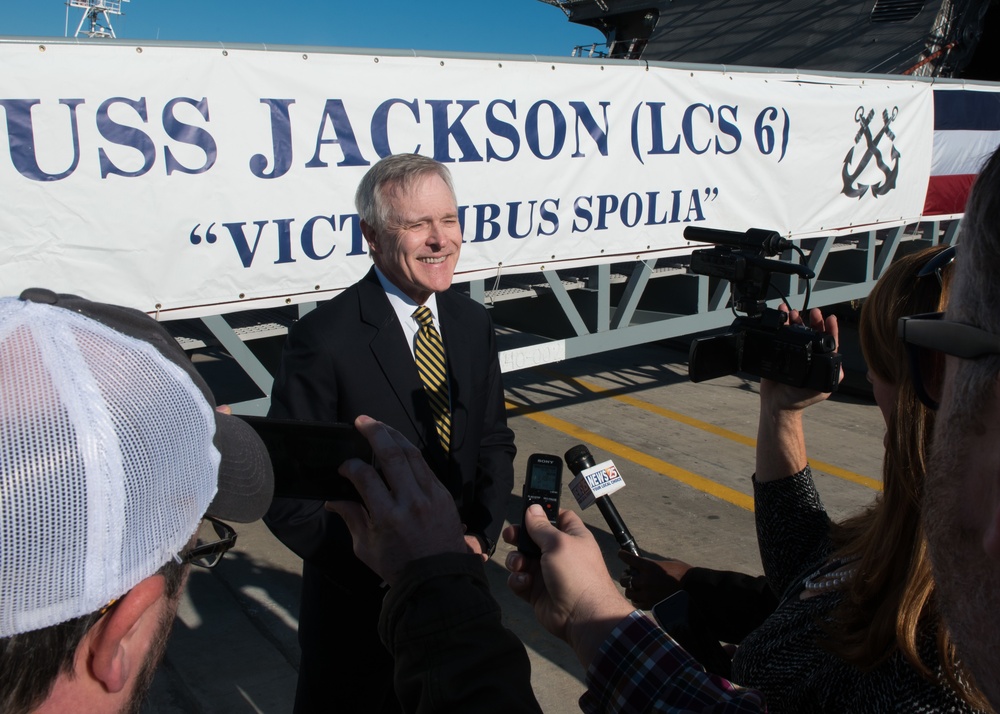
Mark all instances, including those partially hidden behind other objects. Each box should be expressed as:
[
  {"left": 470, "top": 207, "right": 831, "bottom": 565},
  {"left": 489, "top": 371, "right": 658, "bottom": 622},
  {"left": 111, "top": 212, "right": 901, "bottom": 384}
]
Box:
[{"left": 569, "top": 460, "right": 627, "bottom": 510}]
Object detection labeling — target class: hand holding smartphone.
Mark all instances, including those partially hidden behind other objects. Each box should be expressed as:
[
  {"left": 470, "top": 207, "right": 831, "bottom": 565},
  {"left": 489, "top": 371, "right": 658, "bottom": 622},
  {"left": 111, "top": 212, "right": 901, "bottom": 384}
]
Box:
[{"left": 517, "top": 453, "right": 563, "bottom": 557}]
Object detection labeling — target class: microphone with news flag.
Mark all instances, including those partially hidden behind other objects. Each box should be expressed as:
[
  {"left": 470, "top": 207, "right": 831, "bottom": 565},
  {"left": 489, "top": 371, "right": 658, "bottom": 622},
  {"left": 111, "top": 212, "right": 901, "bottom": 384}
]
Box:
[{"left": 564, "top": 444, "right": 640, "bottom": 557}]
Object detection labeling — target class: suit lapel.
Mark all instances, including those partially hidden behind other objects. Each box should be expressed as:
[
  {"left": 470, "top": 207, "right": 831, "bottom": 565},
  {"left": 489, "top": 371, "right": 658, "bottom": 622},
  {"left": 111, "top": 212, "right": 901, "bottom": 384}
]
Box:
[{"left": 356, "top": 269, "right": 426, "bottom": 439}]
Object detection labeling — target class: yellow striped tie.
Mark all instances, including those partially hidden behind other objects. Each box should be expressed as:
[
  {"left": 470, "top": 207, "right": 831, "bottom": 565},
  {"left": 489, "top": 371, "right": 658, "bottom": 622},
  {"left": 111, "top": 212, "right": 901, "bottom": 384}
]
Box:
[{"left": 412, "top": 306, "right": 451, "bottom": 452}]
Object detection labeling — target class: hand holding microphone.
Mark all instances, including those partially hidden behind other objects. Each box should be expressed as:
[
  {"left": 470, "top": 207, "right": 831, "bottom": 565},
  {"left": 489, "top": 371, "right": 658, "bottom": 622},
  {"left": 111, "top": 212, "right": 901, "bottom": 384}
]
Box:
[{"left": 561, "top": 445, "right": 733, "bottom": 676}]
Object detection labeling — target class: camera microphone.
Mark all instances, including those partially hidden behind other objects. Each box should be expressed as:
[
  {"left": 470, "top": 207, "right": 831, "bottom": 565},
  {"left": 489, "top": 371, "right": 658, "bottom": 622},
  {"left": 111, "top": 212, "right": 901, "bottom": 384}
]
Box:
[
  {"left": 684, "top": 226, "right": 792, "bottom": 257},
  {"left": 564, "top": 445, "right": 640, "bottom": 557}
]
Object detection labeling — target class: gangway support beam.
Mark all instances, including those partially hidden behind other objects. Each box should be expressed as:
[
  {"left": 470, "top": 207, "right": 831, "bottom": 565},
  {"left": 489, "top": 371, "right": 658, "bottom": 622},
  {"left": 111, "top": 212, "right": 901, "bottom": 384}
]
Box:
[
  {"left": 709, "top": 273, "right": 729, "bottom": 311},
  {"left": 611, "top": 260, "right": 654, "bottom": 329},
  {"left": 942, "top": 220, "right": 961, "bottom": 244},
  {"left": 874, "top": 225, "right": 906, "bottom": 280},
  {"left": 593, "top": 263, "right": 611, "bottom": 332},
  {"left": 542, "top": 270, "right": 589, "bottom": 336},
  {"left": 200, "top": 314, "right": 273, "bottom": 415}
]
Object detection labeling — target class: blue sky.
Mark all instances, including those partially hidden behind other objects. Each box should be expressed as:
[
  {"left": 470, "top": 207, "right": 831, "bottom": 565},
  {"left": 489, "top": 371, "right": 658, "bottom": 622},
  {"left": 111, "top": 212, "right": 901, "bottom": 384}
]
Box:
[{"left": 1, "top": 1, "right": 605, "bottom": 57}]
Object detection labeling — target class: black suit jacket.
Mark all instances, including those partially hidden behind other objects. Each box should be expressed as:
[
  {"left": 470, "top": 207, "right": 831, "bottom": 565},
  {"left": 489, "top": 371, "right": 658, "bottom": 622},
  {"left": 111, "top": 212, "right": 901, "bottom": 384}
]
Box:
[{"left": 264, "top": 268, "right": 515, "bottom": 581}]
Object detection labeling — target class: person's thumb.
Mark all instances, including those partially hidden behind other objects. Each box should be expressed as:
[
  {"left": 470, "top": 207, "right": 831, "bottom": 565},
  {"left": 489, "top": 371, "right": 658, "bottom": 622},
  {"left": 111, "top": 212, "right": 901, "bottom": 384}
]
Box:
[{"left": 523, "top": 504, "right": 560, "bottom": 551}]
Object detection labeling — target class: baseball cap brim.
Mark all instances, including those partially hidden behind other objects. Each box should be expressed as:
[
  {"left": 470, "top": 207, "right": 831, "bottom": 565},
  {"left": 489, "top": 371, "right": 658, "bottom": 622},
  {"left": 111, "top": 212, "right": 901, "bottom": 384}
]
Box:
[{"left": 210, "top": 411, "right": 275, "bottom": 523}]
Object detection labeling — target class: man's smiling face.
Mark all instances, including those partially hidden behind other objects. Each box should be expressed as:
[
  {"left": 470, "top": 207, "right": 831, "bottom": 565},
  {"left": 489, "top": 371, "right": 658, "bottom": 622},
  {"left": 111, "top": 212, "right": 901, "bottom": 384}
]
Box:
[{"left": 366, "top": 172, "right": 462, "bottom": 304}]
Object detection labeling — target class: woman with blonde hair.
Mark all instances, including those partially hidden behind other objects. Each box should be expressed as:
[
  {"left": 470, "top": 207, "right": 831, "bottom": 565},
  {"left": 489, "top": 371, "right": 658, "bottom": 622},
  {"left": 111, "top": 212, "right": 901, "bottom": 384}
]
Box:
[{"left": 729, "top": 243, "right": 987, "bottom": 711}]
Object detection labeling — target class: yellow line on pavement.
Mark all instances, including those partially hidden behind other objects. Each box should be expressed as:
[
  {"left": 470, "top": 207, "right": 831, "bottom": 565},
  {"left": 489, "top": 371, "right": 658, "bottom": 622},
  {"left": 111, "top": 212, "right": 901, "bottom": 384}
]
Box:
[
  {"left": 526, "top": 369, "right": 883, "bottom": 493},
  {"left": 507, "top": 400, "right": 756, "bottom": 512}
]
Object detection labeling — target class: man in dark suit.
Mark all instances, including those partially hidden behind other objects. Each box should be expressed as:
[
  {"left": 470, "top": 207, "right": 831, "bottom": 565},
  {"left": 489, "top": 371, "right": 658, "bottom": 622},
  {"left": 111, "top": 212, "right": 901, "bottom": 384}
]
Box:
[{"left": 264, "top": 153, "right": 515, "bottom": 713}]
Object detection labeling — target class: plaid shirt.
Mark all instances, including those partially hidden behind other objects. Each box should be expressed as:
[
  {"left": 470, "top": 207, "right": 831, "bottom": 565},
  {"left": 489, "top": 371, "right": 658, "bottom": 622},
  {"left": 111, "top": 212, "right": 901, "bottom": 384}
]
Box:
[{"left": 581, "top": 611, "right": 767, "bottom": 713}]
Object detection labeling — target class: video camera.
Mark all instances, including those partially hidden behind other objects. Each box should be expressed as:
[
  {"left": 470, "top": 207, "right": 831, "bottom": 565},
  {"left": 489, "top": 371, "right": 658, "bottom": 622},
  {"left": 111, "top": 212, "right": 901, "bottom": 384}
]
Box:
[{"left": 684, "top": 226, "right": 842, "bottom": 393}]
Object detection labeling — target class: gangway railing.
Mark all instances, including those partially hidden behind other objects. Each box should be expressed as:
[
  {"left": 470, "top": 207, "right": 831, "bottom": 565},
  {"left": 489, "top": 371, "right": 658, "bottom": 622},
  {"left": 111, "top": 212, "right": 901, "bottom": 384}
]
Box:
[
  {"left": 572, "top": 39, "right": 646, "bottom": 59},
  {"left": 68, "top": 0, "right": 128, "bottom": 11}
]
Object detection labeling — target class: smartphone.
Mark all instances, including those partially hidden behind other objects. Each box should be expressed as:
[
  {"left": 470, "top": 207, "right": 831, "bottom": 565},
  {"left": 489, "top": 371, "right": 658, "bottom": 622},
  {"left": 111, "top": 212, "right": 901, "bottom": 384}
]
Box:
[
  {"left": 652, "top": 590, "right": 733, "bottom": 679},
  {"left": 239, "top": 415, "right": 374, "bottom": 501},
  {"left": 517, "top": 453, "right": 563, "bottom": 557}
]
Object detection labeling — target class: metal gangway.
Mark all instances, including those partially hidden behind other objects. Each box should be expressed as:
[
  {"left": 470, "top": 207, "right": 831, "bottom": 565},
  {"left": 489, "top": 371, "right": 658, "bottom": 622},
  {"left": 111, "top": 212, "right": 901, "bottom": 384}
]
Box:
[{"left": 166, "top": 220, "right": 958, "bottom": 414}]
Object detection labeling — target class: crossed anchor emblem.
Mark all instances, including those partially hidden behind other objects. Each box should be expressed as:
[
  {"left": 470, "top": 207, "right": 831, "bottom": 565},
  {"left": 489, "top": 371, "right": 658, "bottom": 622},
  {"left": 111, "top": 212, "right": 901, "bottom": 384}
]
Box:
[{"left": 842, "top": 106, "right": 900, "bottom": 199}]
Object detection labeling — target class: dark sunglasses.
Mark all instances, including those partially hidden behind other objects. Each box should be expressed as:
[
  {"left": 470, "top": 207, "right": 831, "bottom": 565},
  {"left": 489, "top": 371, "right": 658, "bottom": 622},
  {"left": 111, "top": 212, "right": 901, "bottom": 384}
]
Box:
[
  {"left": 177, "top": 516, "right": 238, "bottom": 569},
  {"left": 915, "top": 244, "right": 956, "bottom": 285},
  {"left": 898, "top": 311, "right": 1000, "bottom": 409}
]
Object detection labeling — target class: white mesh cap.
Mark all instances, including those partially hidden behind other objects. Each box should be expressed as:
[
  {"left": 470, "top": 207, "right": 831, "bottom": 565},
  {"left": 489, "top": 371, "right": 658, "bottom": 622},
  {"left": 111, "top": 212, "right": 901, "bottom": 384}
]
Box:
[{"left": 0, "top": 289, "right": 273, "bottom": 638}]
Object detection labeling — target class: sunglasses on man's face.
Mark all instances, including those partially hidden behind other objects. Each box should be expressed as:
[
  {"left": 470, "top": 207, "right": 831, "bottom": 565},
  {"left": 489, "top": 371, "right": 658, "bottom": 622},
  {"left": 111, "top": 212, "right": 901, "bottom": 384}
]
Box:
[
  {"left": 898, "top": 312, "right": 1000, "bottom": 409},
  {"left": 178, "top": 516, "right": 238, "bottom": 569}
]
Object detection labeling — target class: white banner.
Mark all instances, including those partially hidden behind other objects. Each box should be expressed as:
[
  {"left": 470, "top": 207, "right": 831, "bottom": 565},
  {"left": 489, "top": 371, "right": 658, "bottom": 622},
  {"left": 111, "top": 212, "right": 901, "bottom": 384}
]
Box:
[{"left": 0, "top": 40, "right": 934, "bottom": 318}]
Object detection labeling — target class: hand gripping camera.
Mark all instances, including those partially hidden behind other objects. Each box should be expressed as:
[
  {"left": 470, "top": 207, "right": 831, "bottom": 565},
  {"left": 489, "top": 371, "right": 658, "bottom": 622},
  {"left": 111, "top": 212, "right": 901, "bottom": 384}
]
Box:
[{"left": 684, "top": 226, "right": 842, "bottom": 393}]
